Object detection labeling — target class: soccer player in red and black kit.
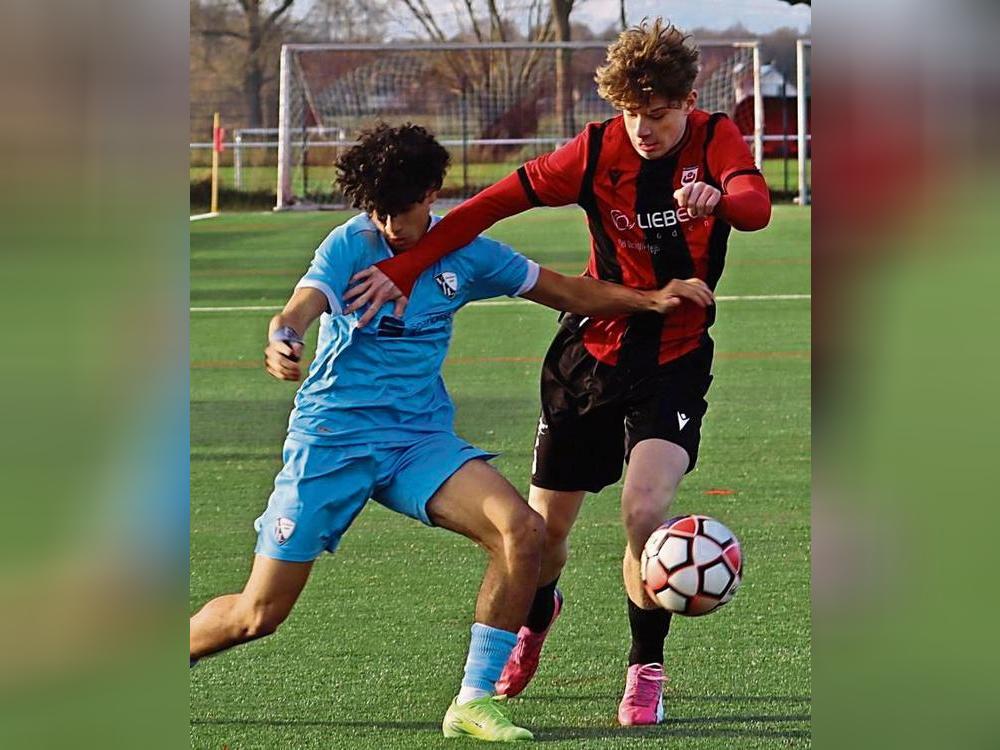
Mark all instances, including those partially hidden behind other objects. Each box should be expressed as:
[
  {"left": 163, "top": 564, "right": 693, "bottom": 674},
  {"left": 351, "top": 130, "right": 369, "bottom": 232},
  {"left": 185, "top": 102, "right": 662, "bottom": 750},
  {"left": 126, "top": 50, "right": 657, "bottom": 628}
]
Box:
[{"left": 344, "top": 19, "right": 771, "bottom": 726}]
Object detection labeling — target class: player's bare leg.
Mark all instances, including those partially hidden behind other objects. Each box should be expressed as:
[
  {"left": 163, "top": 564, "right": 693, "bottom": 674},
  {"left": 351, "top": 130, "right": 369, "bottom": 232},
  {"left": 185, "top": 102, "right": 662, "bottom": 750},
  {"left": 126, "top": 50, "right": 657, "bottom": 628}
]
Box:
[
  {"left": 618, "top": 438, "right": 688, "bottom": 725},
  {"left": 621, "top": 439, "right": 688, "bottom": 605},
  {"left": 428, "top": 459, "right": 545, "bottom": 632},
  {"left": 190, "top": 555, "right": 312, "bottom": 662},
  {"left": 529, "top": 487, "right": 586, "bottom": 585},
  {"left": 494, "top": 487, "right": 584, "bottom": 697},
  {"left": 428, "top": 459, "right": 543, "bottom": 740}
]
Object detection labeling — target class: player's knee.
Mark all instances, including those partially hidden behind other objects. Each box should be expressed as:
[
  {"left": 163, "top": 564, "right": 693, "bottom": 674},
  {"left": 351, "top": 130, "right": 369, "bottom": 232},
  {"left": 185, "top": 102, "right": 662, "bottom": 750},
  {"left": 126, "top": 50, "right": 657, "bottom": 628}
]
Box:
[
  {"left": 498, "top": 504, "right": 545, "bottom": 561},
  {"left": 539, "top": 509, "right": 574, "bottom": 549},
  {"left": 537, "top": 519, "right": 569, "bottom": 570},
  {"left": 621, "top": 498, "right": 666, "bottom": 551},
  {"left": 238, "top": 600, "right": 290, "bottom": 641}
]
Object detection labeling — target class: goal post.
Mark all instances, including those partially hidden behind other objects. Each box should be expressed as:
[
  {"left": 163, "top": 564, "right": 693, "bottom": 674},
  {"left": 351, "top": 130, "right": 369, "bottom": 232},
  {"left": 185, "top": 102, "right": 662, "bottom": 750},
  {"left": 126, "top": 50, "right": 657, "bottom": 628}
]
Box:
[
  {"left": 277, "top": 44, "right": 293, "bottom": 210},
  {"left": 796, "top": 38, "right": 812, "bottom": 206},
  {"left": 274, "top": 40, "right": 763, "bottom": 210}
]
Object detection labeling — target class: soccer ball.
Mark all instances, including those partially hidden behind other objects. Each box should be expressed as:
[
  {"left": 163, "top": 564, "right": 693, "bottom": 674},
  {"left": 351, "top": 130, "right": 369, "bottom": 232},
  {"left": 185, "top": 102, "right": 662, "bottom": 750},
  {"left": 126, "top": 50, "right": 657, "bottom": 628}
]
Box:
[{"left": 640, "top": 515, "right": 743, "bottom": 616}]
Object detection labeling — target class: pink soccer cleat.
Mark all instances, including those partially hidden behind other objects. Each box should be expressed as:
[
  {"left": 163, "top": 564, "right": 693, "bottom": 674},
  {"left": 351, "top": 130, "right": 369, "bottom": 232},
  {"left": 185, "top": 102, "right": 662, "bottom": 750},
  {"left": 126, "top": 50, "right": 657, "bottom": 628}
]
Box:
[
  {"left": 617, "top": 663, "right": 668, "bottom": 726},
  {"left": 495, "top": 588, "right": 563, "bottom": 698}
]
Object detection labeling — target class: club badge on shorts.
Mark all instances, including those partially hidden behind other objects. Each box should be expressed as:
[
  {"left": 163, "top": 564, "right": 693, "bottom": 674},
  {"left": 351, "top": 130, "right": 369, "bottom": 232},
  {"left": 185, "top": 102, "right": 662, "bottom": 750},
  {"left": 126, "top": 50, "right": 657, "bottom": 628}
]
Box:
[{"left": 275, "top": 517, "right": 296, "bottom": 545}]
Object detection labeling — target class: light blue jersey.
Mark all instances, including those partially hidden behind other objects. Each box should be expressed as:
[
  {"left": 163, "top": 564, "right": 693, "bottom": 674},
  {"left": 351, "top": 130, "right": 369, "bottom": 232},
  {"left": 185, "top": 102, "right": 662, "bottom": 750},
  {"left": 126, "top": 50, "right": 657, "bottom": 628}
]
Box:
[
  {"left": 254, "top": 213, "right": 539, "bottom": 561},
  {"left": 289, "top": 213, "right": 539, "bottom": 446}
]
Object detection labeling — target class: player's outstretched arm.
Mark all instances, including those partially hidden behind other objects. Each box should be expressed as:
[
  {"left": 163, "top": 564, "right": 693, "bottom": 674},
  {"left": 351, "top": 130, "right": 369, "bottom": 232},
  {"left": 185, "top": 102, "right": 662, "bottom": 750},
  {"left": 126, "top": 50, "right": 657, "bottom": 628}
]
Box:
[
  {"left": 264, "top": 287, "right": 328, "bottom": 382},
  {"left": 520, "top": 267, "right": 714, "bottom": 317},
  {"left": 343, "top": 172, "right": 535, "bottom": 327}
]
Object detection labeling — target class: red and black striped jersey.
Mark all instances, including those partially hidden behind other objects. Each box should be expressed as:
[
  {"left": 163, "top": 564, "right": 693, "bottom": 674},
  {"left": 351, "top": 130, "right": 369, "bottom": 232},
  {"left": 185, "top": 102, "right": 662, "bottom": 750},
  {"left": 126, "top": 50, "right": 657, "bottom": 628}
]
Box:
[
  {"left": 375, "top": 110, "right": 770, "bottom": 368},
  {"left": 518, "top": 110, "right": 763, "bottom": 366}
]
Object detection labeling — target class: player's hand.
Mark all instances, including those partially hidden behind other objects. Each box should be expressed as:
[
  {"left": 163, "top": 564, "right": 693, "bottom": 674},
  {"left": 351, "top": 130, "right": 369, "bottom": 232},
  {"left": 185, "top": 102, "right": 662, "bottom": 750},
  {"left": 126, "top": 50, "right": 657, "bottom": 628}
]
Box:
[
  {"left": 264, "top": 340, "right": 305, "bottom": 381},
  {"left": 649, "top": 292, "right": 683, "bottom": 315},
  {"left": 674, "top": 181, "right": 722, "bottom": 219},
  {"left": 662, "top": 278, "right": 715, "bottom": 308},
  {"left": 344, "top": 266, "right": 409, "bottom": 328}
]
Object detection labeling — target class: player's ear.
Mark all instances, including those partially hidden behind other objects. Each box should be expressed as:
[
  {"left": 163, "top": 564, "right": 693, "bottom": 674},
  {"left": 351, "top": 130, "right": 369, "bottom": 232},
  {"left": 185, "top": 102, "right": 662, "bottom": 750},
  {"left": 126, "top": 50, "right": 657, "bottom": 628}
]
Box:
[
  {"left": 422, "top": 189, "right": 439, "bottom": 207},
  {"left": 684, "top": 90, "right": 697, "bottom": 113}
]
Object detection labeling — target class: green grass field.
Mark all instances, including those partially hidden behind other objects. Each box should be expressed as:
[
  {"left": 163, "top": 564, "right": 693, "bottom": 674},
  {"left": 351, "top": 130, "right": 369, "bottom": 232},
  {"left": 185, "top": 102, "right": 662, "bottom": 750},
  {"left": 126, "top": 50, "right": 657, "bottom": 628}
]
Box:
[{"left": 190, "top": 206, "right": 811, "bottom": 748}]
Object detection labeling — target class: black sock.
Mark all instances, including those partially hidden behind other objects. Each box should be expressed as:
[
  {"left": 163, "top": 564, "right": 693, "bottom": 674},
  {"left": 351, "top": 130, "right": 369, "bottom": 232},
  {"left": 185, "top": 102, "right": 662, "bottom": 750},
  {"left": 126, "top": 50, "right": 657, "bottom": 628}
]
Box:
[
  {"left": 525, "top": 577, "right": 560, "bottom": 633},
  {"left": 627, "top": 597, "right": 672, "bottom": 666}
]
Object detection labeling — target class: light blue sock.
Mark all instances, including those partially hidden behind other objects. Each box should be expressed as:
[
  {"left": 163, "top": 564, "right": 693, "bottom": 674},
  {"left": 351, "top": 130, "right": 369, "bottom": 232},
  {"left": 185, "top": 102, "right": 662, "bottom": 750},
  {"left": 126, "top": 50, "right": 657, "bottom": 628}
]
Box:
[{"left": 460, "top": 623, "right": 518, "bottom": 696}]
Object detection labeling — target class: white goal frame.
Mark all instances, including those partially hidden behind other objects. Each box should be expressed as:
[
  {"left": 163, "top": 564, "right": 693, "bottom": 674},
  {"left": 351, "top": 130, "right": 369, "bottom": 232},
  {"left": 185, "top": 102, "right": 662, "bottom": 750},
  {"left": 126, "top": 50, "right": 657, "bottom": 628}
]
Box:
[
  {"left": 275, "top": 40, "right": 763, "bottom": 210},
  {"left": 796, "top": 38, "right": 812, "bottom": 206}
]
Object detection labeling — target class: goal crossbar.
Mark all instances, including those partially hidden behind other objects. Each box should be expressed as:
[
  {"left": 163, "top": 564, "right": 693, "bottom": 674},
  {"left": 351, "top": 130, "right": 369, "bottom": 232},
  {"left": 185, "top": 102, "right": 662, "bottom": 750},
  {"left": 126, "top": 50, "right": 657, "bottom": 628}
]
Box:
[
  {"left": 281, "top": 40, "right": 761, "bottom": 53},
  {"left": 276, "top": 39, "right": 763, "bottom": 209}
]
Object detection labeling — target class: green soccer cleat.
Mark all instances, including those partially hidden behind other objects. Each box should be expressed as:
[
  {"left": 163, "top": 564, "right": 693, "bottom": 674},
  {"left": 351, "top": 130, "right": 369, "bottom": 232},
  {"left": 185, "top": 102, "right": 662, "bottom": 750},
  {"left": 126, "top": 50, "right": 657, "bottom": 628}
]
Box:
[{"left": 442, "top": 696, "right": 534, "bottom": 742}]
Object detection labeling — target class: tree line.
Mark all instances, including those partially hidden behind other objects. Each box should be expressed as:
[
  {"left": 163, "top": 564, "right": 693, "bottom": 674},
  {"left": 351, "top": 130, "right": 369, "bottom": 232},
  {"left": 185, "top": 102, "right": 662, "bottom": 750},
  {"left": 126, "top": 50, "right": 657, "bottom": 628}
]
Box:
[{"left": 191, "top": 0, "right": 808, "bottom": 138}]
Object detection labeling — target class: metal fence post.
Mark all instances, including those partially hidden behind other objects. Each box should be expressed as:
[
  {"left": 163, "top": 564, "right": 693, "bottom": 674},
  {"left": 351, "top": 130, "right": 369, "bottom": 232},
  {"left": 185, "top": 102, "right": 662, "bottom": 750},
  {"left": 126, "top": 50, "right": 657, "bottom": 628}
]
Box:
[{"left": 234, "top": 130, "right": 243, "bottom": 191}]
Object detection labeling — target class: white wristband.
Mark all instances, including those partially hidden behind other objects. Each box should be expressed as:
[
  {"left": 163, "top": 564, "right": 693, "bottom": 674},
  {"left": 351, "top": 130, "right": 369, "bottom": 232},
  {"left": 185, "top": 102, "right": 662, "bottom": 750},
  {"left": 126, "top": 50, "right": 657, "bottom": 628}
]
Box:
[{"left": 269, "top": 325, "right": 303, "bottom": 345}]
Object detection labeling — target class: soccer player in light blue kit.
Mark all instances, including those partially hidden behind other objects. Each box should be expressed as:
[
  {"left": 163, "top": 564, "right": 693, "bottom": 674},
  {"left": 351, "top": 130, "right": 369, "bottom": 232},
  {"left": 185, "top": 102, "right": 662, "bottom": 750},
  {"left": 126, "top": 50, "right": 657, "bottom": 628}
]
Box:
[{"left": 189, "top": 123, "right": 697, "bottom": 741}]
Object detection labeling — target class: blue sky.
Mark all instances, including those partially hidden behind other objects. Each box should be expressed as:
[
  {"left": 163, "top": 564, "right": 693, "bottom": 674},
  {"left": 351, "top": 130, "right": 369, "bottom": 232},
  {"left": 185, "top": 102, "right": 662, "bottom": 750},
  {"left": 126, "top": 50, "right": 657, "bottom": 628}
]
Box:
[
  {"left": 294, "top": 0, "right": 811, "bottom": 38},
  {"left": 294, "top": 0, "right": 812, "bottom": 38},
  {"left": 576, "top": 0, "right": 811, "bottom": 34}
]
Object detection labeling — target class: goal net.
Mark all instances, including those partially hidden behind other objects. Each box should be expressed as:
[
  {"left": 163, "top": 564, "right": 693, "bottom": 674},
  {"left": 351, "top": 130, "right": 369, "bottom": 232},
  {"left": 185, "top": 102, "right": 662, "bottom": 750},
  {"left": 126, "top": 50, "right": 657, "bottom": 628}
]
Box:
[{"left": 275, "top": 41, "right": 762, "bottom": 209}]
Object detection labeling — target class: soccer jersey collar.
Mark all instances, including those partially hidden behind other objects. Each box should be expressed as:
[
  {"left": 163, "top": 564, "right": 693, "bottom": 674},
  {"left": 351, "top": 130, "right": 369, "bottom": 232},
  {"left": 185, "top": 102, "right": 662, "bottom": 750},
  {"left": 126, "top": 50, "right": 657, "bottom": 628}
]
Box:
[
  {"left": 356, "top": 213, "right": 443, "bottom": 258},
  {"left": 659, "top": 119, "right": 691, "bottom": 160}
]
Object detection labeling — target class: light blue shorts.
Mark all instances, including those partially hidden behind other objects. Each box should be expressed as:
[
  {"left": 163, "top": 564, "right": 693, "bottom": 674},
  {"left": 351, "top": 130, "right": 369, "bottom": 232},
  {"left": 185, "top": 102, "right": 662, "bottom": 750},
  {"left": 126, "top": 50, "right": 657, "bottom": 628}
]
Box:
[{"left": 253, "top": 433, "right": 494, "bottom": 562}]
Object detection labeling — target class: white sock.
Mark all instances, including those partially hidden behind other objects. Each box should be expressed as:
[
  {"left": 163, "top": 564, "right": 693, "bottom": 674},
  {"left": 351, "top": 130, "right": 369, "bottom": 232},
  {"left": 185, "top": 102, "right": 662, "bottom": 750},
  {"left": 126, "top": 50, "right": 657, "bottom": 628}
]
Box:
[{"left": 456, "top": 685, "right": 492, "bottom": 705}]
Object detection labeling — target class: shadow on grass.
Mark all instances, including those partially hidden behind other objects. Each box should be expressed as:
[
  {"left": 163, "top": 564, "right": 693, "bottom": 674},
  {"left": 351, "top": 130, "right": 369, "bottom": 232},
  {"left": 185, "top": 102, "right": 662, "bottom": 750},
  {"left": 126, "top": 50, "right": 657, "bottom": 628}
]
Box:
[
  {"left": 519, "top": 693, "right": 811, "bottom": 704},
  {"left": 191, "top": 716, "right": 810, "bottom": 742},
  {"left": 514, "top": 694, "right": 812, "bottom": 742},
  {"left": 192, "top": 704, "right": 811, "bottom": 742},
  {"left": 191, "top": 718, "right": 440, "bottom": 732},
  {"left": 537, "top": 724, "right": 810, "bottom": 742},
  {"left": 671, "top": 694, "right": 812, "bottom": 703}
]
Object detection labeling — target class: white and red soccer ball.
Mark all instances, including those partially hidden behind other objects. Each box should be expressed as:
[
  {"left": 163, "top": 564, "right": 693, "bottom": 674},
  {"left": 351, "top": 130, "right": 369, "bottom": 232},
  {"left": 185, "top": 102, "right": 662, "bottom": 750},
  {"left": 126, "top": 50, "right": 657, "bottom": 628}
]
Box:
[{"left": 640, "top": 514, "right": 743, "bottom": 616}]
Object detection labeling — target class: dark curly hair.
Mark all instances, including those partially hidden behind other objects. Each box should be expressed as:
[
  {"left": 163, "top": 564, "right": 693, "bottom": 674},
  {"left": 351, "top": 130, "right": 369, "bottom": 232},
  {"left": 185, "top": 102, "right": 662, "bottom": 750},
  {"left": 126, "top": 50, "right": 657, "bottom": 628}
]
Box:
[{"left": 335, "top": 122, "right": 451, "bottom": 217}]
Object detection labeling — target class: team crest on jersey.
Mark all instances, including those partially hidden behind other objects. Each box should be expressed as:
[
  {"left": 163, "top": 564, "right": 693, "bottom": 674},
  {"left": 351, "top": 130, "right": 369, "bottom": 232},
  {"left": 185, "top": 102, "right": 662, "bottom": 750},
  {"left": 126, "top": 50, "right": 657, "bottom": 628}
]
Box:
[
  {"left": 681, "top": 165, "right": 700, "bottom": 185},
  {"left": 434, "top": 271, "right": 459, "bottom": 299},
  {"left": 275, "top": 517, "right": 296, "bottom": 545}
]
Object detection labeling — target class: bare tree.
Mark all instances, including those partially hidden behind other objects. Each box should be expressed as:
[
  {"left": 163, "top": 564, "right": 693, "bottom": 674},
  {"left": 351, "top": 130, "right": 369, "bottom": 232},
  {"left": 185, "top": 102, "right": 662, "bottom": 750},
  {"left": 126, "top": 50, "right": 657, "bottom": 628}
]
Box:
[
  {"left": 395, "top": 0, "right": 571, "bottom": 142},
  {"left": 196, "top": 0, "right": 297, "bottom": 127},
  {"left": 305, "top": 0, "right": 388, "bottom": 42},
  {"left": 551, "top": 0, "right": 576, "bottom": 137}
]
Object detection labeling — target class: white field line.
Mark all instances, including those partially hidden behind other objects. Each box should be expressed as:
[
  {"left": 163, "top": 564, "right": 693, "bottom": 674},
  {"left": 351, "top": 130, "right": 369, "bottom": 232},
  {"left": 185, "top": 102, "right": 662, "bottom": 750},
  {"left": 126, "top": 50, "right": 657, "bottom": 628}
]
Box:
[
  {"left": 190, "top": 212, "right": 220, "bottom": 221},
  {"left": 190, "top": 293, "right": 810, "bottom": 313}
]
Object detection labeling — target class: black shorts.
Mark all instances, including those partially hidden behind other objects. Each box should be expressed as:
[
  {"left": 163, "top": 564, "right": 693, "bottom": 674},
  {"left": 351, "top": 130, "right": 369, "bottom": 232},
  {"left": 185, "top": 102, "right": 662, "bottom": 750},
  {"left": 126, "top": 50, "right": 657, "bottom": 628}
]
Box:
[{"left": 531, "top": 319, "right": 714, "bottom": 494}]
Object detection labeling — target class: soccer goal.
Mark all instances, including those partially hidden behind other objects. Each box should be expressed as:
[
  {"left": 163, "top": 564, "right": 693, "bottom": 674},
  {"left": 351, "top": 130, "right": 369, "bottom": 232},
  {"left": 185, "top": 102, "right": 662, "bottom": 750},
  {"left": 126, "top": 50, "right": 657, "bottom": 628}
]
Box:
[
  {"left": 796, "top": 38, "right": 811, "bottom": 206},
  {"left": 274, "top": 40, "right": 763, "bottom": 210}
]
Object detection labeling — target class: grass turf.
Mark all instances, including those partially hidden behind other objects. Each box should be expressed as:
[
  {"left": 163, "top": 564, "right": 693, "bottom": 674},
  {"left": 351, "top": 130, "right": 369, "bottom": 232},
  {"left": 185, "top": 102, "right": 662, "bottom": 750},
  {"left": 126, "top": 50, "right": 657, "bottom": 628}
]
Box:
[{"left": 190, "top": 205, "right": 811, "bottom": 748}]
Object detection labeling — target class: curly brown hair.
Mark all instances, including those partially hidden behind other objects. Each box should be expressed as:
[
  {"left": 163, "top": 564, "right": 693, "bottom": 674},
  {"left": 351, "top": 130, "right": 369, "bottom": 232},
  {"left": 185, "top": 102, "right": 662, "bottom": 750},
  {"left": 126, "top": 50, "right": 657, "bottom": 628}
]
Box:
[
  {"left": 595, "top": 19, "right": 700, "bottom": 110},
  {"left": 335, "top": 122, "right": 450, "bottom": 217}
]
